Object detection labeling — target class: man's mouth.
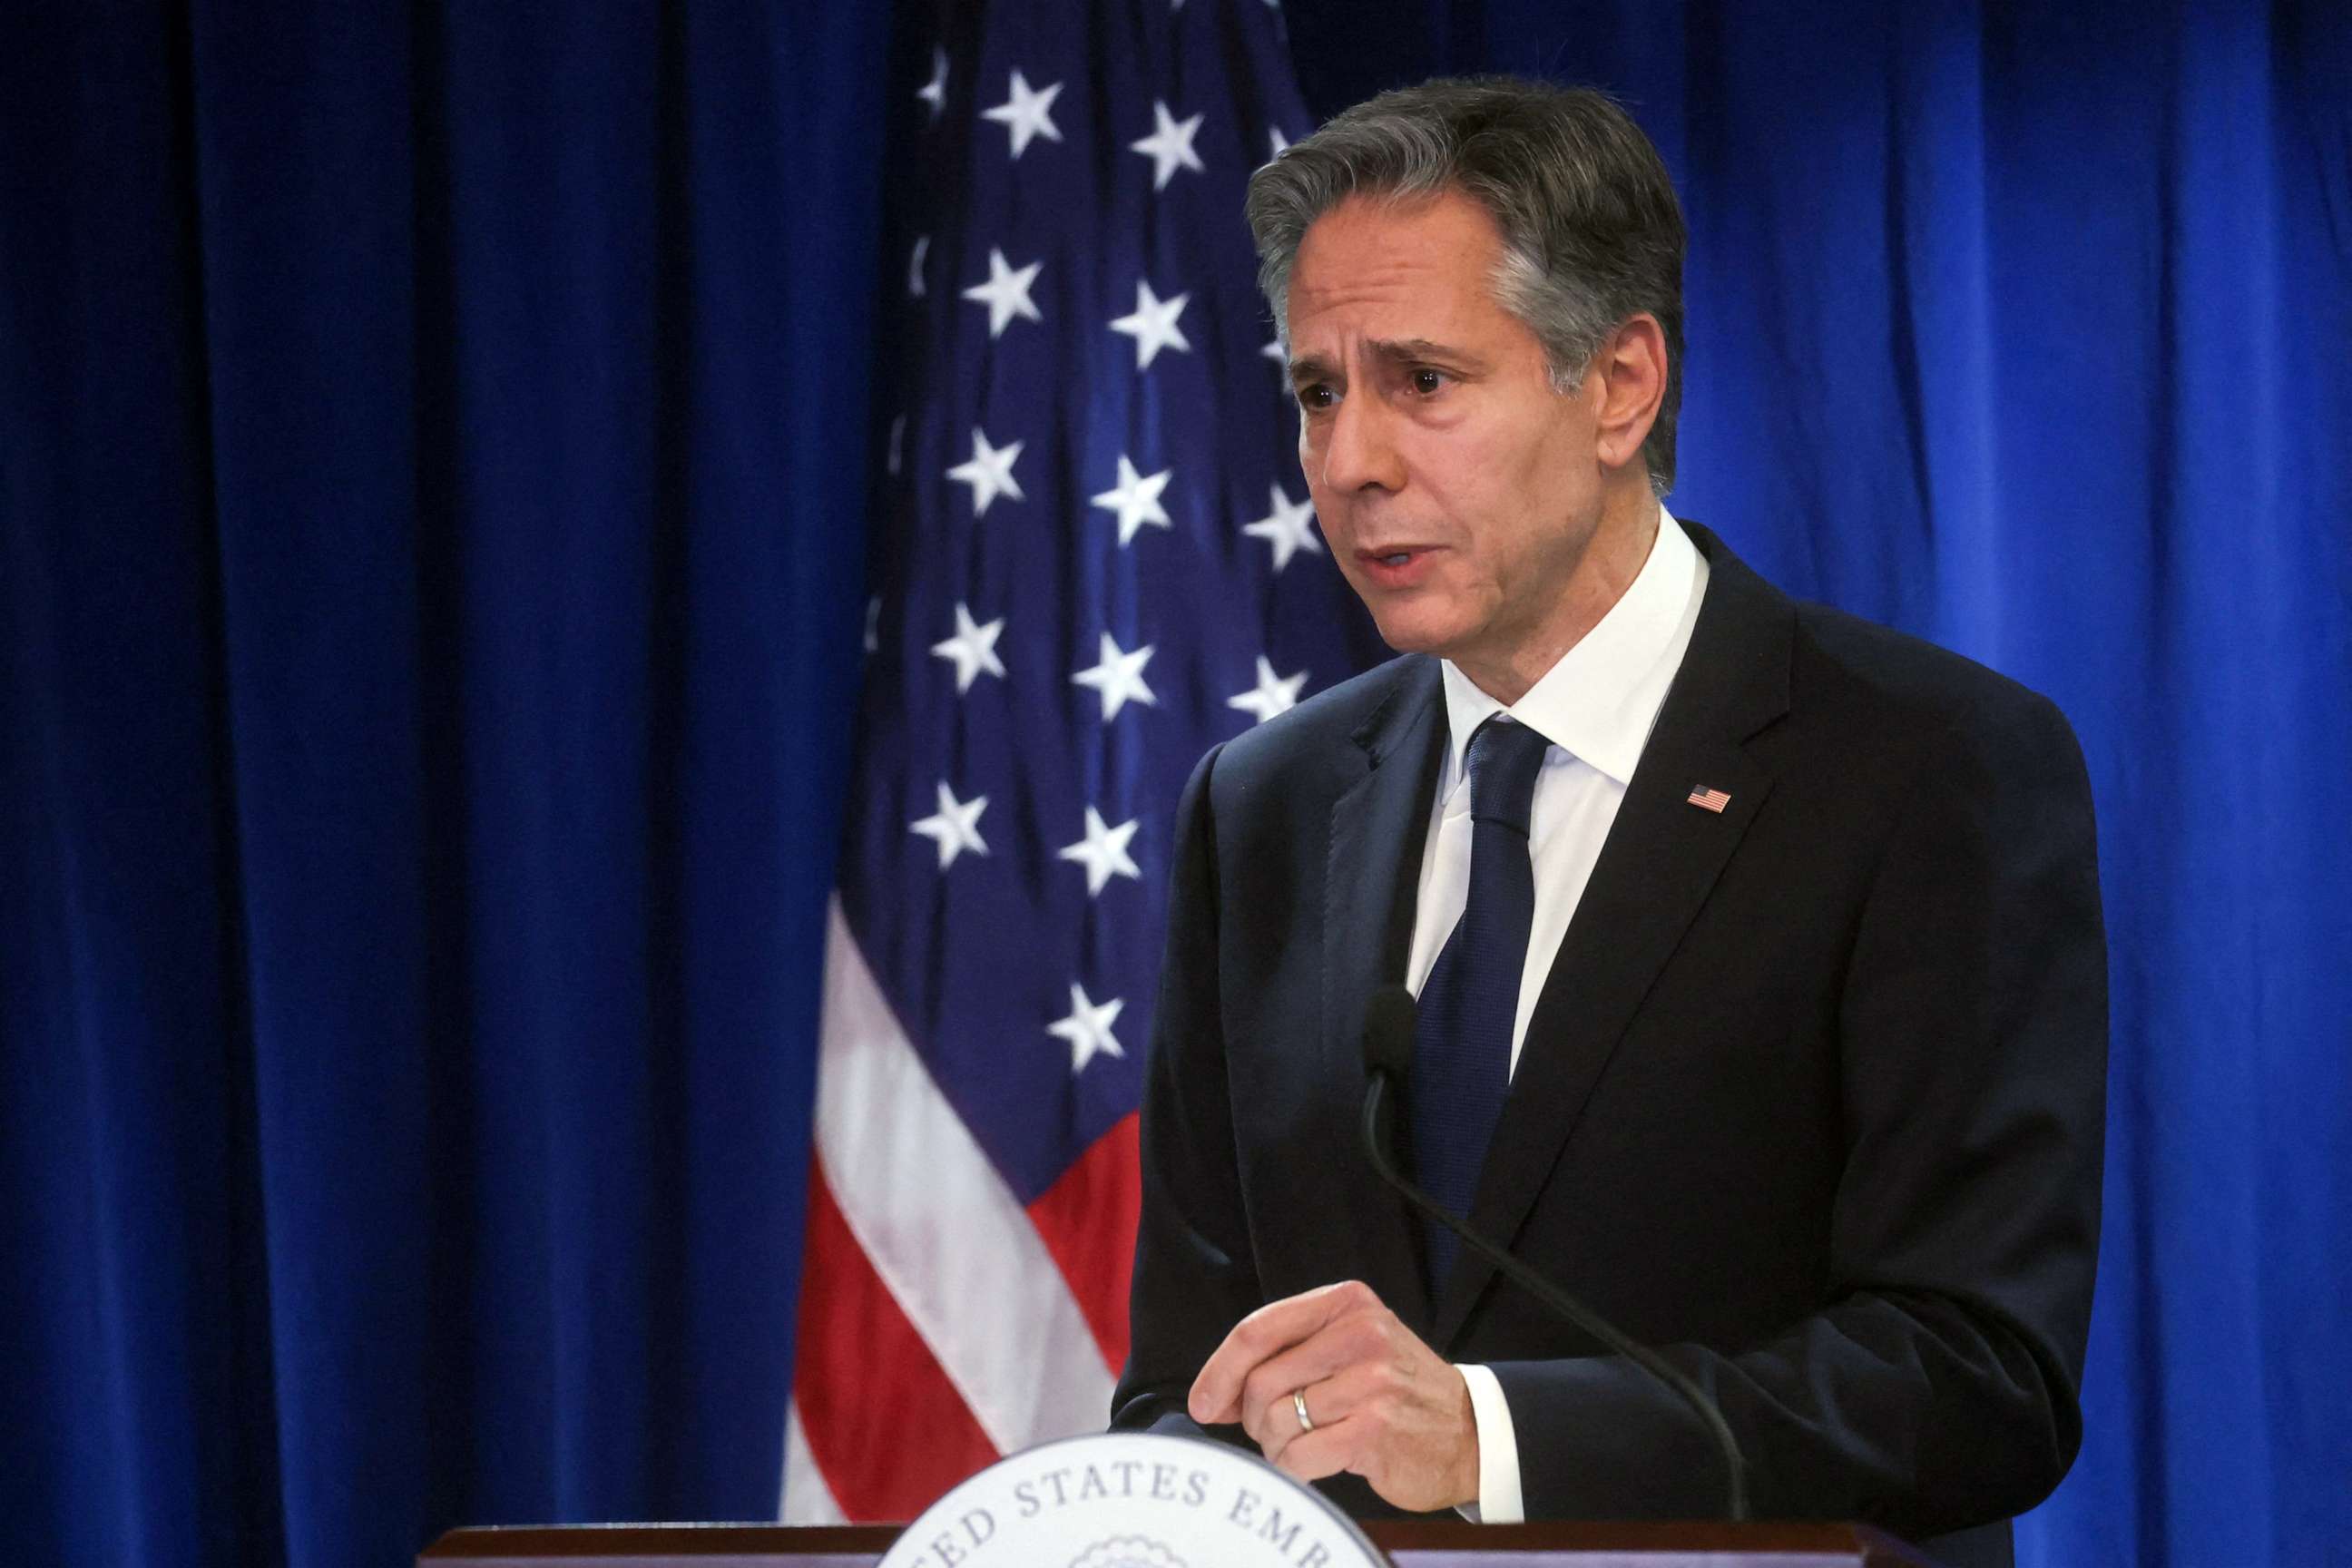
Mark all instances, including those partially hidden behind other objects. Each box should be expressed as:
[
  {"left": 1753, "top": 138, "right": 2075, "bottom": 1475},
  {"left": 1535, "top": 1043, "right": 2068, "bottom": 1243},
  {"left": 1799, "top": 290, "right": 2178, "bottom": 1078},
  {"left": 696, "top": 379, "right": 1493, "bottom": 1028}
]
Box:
[{"left": 1355, "top": 546, "right": 1441, "bottom": 587}]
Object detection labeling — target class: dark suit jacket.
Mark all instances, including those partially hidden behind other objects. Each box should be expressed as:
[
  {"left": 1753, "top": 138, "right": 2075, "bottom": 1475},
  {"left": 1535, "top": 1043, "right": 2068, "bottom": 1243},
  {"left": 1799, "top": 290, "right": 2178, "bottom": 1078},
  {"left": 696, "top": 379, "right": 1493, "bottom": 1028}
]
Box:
[{"left": 1112, "top": 523, "right": 2107, "bottom": 1568}]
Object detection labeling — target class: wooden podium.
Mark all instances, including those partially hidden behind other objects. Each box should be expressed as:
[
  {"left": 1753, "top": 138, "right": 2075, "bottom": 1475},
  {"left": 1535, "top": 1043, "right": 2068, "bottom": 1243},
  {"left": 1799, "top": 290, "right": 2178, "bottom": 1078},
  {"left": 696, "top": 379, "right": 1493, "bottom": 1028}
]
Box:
[{"left": 423, "top": 1519, "right": 1943, "bottom": 1566}]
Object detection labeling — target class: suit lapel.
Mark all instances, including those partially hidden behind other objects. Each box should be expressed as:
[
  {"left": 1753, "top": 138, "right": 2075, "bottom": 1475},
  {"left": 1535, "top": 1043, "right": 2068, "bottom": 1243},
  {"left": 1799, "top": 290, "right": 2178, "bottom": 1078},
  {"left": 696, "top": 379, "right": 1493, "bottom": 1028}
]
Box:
[
  {"left": 1432, "top": 525, "right": 1796, "bottom": 1348},
  {"left": 1320, "top": 657, "right": 1447, "bottom": 1332}
]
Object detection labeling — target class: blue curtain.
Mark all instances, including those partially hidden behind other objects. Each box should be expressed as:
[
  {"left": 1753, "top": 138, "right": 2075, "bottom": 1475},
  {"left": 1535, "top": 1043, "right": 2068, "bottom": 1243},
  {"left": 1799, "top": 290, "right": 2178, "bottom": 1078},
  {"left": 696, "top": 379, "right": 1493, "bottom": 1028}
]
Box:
[
  {"left": 2, "top": 4, "right": 887, "bottom": 1564},
  {"left": 6, "top": 3, "right": 2347, "bottom": 1567}
]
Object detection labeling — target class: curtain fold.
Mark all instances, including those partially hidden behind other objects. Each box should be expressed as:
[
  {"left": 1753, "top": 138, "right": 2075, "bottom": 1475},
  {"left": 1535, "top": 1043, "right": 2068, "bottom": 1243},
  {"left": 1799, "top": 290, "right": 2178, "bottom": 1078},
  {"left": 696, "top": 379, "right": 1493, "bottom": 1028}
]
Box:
[{"left": 3, "top": 4, "right": 889, "bottom": 1564}]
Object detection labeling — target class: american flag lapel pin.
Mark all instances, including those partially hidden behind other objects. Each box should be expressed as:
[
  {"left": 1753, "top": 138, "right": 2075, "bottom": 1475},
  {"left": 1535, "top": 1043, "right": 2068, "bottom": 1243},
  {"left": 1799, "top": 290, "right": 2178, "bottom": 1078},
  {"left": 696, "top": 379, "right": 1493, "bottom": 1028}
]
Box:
[{"left": 1686, "top": 785, "right": 1731, "bottom": 814}]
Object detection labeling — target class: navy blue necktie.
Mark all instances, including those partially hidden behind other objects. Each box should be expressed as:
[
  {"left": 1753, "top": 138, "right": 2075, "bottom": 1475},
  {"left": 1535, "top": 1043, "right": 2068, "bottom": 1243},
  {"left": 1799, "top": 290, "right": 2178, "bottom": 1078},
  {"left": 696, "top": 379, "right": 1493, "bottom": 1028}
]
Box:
[{"left": 1410, "top": 714, "right": 1552, "bottom": 1294}]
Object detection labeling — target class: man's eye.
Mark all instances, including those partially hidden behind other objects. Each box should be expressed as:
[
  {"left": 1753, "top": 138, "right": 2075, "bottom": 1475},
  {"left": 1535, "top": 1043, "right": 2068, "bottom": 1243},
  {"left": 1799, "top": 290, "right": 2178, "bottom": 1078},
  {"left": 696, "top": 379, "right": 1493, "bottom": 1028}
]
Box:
[
  {"left": 1409, "top": 368, "right": 1446, "bottom": 396},
  {"left": 1298, "top": 385, "right": 1336, "bottom": 412}
]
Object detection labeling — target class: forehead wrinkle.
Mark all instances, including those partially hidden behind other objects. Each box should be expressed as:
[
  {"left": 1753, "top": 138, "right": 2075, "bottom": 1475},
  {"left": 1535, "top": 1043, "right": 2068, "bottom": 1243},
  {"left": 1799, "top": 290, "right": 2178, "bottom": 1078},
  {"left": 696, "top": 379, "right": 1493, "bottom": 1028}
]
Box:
[
  {"left": 1291, "top": 190, "right": 1503, "bottom": 297},
  {"left": 1286, "top": 194, "right": 1522, "bottom": 386},
  {"left": 1289, "top": 270, "right": 1494, "bottom": 350},
  {"left": 1289, "top": 255, "right": 1469, "bottom": 319},
  {"left": 1288, "top": 335, "right": 1486, "bottom": 388}
]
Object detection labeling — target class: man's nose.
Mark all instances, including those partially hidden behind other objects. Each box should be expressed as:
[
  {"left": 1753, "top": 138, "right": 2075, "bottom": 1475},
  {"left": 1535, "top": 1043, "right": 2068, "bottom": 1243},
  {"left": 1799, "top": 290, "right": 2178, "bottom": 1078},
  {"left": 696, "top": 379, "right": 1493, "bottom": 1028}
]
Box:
[{"left": 1314, "top": 392, "right": 1406, "bottom": 495}]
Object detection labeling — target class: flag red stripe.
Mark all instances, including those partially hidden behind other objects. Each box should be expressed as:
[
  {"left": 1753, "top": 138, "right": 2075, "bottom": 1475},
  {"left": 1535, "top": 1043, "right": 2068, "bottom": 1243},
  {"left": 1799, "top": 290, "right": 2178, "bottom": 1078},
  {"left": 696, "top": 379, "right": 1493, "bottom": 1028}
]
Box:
[
  {"left": 1024, "top": 1112, "right": 1142, "bottom": 1373},
  {"left": 794, "top": 1159, "right": 1000, "bottom": 1522}
]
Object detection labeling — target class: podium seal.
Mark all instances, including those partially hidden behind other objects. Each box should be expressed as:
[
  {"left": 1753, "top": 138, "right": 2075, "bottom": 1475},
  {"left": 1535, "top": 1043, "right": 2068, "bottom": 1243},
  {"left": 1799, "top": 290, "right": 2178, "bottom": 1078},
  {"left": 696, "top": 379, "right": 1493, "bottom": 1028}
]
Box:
[{"left": 875, "top": 1431, "right": 1388, "bottom": 1568}]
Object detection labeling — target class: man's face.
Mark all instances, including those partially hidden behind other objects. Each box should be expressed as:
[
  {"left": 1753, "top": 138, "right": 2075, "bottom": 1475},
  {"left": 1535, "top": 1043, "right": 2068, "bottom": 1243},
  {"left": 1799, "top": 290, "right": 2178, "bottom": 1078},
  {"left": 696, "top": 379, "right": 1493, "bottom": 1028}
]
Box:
[{"left": 1285, "top": 190, "right": 1609, "bottom": 678}]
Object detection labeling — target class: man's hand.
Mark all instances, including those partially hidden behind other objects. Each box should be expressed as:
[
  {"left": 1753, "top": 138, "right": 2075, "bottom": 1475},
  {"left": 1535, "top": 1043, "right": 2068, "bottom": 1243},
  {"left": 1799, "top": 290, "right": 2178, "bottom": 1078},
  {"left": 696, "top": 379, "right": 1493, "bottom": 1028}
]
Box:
[{"left": 1186, "top": 1279, "right": 1479, "bottom": 1513}]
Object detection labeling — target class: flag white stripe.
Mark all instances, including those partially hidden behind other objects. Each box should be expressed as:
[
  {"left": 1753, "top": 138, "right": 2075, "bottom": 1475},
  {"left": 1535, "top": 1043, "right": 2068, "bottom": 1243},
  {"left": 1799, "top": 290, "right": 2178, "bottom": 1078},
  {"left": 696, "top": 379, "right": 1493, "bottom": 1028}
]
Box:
[
  {"left": 779, "top": 1399, "right": 848, "bottom": 1524},
  {"left": 812, "top": 897, "right": 1116, "bottom": 1454}
]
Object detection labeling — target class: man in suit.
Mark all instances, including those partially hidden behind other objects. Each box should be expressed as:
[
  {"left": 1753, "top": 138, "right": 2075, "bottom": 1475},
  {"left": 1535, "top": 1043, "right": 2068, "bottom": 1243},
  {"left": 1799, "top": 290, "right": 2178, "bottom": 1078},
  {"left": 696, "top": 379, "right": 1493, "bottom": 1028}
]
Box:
[{"left": 1110, "top": 79, "right": 2107, "bottom": 1568}]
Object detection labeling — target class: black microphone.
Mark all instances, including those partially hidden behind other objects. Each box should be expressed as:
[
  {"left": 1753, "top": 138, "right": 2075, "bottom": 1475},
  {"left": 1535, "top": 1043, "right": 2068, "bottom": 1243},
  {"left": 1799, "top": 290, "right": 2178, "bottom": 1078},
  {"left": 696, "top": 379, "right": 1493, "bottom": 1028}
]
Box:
[{"left": 1359, "top": 984, "right": 1749, "bottom": 1520}]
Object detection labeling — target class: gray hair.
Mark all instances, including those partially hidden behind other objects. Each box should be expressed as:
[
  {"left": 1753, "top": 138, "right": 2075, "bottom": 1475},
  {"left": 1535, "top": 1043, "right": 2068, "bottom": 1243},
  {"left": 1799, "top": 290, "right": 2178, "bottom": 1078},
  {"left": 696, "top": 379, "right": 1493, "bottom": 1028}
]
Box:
[{"left": 1245, "top": 77, "right": 1688, "bottom": 495}]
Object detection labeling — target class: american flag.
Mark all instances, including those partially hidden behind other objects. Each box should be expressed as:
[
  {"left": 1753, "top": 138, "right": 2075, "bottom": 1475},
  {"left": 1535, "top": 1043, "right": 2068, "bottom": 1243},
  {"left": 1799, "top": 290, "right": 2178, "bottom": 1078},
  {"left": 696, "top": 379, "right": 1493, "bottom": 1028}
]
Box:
[
  {"left": 780, "top": 1, "right": 1385, "bottom": 1524},
  {"left": 1686, "top": 786, "right": 1731, "bottom": 814}
]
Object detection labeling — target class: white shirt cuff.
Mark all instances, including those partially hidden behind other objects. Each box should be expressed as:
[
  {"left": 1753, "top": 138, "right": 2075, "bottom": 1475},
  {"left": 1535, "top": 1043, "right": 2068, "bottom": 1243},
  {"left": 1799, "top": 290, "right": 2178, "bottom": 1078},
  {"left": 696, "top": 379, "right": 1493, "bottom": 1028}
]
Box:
[{"left": 1453, "top": 1362, "right": 1524, "bottom": 1524}]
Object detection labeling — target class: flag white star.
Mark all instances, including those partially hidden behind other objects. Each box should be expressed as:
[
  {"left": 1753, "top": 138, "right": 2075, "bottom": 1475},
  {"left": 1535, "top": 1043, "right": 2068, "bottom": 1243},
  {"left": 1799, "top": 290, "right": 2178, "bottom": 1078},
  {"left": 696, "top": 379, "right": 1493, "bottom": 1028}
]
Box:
[
  {"left": 1071, "top": 632, "right": 1158, "bottom": 720},
  {"left": 1244, "top": 483, "right": 1321, "bottom": 571},
  {"left": 907, "top": 235, "right": 929, "bottom": 297},
  {"left": 1227, "top": 656, "right": 1309, "bottom": 725},
  {"left": 946, "top": 426, "right": 1025, "bottom": 516},
  {"left": 886, "top": 414, "right": 906, "bottom": 475},
  {"left": 909, "top": 780, "right": 988, "bottom": 869},
  {"left": 1130, "top": 99, "right": 1206, "bottom": 191},
  {"left": 1269, "top": 125, "right": 1292, "bottom": 160},
  {"left": 1047, "top": 982, "right": 1126, "bottom": 1073},
  {"left": 1261, "top": 337, "right": 1288, "bottom": 365},
  {"left": 982, "top": 70, "right": 1063, "bottom": 158},
  {"left": 929, "top": 603, "right": 1006, "bottom": 693},
  {"left": 1109, "top": 279, "right": 1191, "bottom": 370},
  {"left": 960, "top": 248, "right": 1044, "bottom": 339},
  {"left": 1090, "top": 455, "right": 1173, "bottom": 546},
  {"left": 916, "top": 46, "right": 948, "bottom": 121},
  {"left": 1057, "top": 806, "right": 1142, "bottom": 897}
]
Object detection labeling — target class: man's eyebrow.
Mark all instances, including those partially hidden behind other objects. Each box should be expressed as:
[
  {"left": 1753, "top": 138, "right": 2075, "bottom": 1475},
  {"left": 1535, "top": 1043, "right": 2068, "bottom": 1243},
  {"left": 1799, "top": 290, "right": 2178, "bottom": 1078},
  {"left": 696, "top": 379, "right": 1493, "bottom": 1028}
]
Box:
[
  {"left": 1289, "top": 338, "right": 1485, "bottom": 385},
  {"left": 1367, "top": 337, "right": 1482, "bottom": 368},
  {"left": 1288, "top": 351, "right": 1338, "bottom": 387}
]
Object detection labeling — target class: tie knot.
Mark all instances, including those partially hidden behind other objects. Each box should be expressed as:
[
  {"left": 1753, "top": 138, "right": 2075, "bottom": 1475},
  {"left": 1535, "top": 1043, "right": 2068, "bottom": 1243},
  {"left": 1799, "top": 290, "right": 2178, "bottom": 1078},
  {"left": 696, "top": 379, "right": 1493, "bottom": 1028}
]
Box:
[{"left": 1465, "top": 717, "right": 1551, "bottom": 835}]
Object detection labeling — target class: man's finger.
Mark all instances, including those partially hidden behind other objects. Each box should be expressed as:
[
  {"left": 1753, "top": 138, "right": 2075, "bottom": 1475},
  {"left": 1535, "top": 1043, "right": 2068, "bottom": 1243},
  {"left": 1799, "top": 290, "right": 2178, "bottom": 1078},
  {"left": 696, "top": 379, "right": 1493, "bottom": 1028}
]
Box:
[
  {"left": 1248, "top": 1354, "right": 1393, "bottom": 1468},
  {"left": 1187, "top": 1280, "right": 1377, "bottom": 1424},
  {"left": 1266, "top": 1416, "right": 1357, "bottom": 1485},
  {"left": 1236, "top": 1311, "right": 1391, "bottom": 1447}
]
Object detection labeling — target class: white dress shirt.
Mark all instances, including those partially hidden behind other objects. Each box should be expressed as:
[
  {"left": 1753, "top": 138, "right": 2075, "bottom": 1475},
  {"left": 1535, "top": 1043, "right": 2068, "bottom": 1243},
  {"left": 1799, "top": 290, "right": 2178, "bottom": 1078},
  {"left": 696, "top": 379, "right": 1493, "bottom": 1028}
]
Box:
[{"left": 1407, "top": 505, "right": 1710, "bottom": 1523}]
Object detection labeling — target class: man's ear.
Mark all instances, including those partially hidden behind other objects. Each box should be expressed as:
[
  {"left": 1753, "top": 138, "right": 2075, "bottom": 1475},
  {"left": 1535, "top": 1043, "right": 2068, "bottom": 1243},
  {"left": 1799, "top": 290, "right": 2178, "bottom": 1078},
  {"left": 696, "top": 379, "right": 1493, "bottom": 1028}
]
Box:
[{"left": 1591, "top": 313, "right": 1667, "bottom": 474}]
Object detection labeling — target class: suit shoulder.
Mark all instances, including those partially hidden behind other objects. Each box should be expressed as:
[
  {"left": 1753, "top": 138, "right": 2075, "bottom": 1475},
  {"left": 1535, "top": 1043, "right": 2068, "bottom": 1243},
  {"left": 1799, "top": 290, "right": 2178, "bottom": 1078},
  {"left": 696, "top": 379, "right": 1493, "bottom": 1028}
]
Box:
[
  {"left": 1213, "top": 653, "right": 1427, "bottom": 780},
  {"left": 1787, "top": 600, "right": 2079, "bottom": 760}
]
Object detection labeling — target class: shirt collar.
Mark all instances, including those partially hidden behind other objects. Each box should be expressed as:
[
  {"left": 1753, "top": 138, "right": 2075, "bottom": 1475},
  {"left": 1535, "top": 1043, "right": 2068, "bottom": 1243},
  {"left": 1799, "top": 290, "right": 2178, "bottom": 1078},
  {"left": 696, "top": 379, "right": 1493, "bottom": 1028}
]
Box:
[{"left": 1438, "top": 504, "right": 1700, "bottom": 789}]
